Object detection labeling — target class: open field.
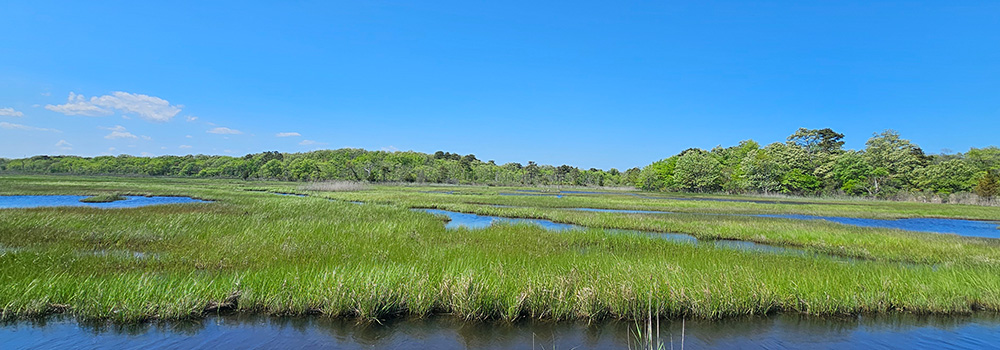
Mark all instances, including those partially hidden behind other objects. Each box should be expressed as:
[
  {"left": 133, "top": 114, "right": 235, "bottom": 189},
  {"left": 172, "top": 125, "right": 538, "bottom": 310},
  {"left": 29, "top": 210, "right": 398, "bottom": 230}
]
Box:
[{"left": 2, "top": 175, "right": 1000, "bottom": 323}]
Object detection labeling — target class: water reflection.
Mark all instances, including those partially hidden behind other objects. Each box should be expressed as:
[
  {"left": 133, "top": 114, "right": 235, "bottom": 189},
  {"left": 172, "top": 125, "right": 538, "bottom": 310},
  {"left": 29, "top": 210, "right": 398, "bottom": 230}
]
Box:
[
  {"left": 0, "top": 195, "right": 209, "bottom": 209},
  {"left": 4, "top": 314, "right": 998, "bottom": 350}
]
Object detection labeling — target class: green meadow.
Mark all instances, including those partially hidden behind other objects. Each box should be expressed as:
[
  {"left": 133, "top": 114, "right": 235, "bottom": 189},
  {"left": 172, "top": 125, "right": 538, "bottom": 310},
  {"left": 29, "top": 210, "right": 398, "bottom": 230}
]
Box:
[{"left": 2, "top": 175, "right": 999, "bottom": 323}]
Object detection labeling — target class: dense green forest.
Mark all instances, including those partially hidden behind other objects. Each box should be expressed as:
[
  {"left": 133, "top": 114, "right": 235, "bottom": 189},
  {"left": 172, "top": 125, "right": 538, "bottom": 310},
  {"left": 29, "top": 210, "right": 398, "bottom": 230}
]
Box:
[
  {"left": 637, "top": 129, "right": 999, "bottom": 201},
  {"left": 0, "top": 149, "right": 634, "bottom": 187},
  {"left": 1, "top": 128, "right": 998, "bottom": 201}
]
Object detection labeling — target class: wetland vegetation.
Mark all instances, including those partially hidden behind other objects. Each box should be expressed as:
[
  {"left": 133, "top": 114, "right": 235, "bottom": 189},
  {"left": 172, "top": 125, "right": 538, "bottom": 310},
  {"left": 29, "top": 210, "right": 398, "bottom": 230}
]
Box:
[
  {"left": 3, "top": 129, "right": 998, "bottom": 205},
  {"left": 79, "top": 193, "right": 126, "bottom": 203},
  {"left": 2, "top": 175, "right": 999, "bottom": 326}
]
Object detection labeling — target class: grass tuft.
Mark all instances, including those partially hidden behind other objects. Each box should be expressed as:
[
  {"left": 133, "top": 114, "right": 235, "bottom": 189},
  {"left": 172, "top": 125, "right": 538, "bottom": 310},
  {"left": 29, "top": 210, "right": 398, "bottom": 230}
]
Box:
[{"left": 80, "top": 193, "right": 127, "bottom": 203}]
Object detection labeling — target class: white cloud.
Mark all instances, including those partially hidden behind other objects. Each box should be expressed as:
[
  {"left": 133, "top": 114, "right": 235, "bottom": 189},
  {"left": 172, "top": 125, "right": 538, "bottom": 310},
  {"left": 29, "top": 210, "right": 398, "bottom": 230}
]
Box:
[
  {"left": 45, "top": 91, "right": 181, "bottom": 122},
  {"left": 55, "top": 140, "right": 72, "bottom": 150},
  {"left": 299, "top": 139, "right": 327, "bottom": 146},
  {"left": 276, "top": 132, "right": 301, "bottom": 137},
  {"left": 185, "top": 135, "right": 193, "bottom": 138},
  {"left": 140, "top": 152, "right": 154, "bottom": 157},
  {"left": 207, "top": 127, "right": 242, "bottom": 135},
  {"left": 45, "top": 92, "right": 113, "bottom": 116},
  {"left": 186, "top": 116, "right": 198, "bottom": 122},
  {"left": 105, "top": 130, "right": 138, "bottom": 139},
  {"left": 101, "top": 125, "right": 139, "bottom": 139},
  {"left": 0, "top": 107, "right": 23, "bottom": 117},
  {"left": 0, "top": 121, "right": 61, "bottom": 133},
  {"left": 41, "top": 92, "right": 51, "bottom": 97},
  {"left": 381, "top": 145, "right": 400, "bottom": 152},
  {"left": 179, "top": 145, "right": 192, "bottom": 149}
]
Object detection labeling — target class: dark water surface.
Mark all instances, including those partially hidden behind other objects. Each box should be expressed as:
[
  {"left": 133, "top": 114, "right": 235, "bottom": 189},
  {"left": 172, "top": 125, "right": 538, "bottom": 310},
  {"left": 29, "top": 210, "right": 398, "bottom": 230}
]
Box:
[
  {"left": 3, "top": 314, "right": 998, "bottom": 350},
  {"left": 0, "top": 195, "right": 209, "bottom": 209}
]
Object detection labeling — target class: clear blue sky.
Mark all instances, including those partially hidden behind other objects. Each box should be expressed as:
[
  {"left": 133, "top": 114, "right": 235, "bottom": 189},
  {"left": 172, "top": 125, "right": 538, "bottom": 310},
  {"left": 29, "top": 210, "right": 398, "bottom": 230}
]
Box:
[{"left": 1, "top": 1, "right": 997, "bottom": 170}]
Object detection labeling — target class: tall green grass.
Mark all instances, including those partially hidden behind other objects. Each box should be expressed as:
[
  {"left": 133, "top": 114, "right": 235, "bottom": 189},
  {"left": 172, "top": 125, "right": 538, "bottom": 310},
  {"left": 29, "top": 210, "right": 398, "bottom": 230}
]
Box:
[{"left": 1, "top": 175, "right": 999, "bottom": 324}]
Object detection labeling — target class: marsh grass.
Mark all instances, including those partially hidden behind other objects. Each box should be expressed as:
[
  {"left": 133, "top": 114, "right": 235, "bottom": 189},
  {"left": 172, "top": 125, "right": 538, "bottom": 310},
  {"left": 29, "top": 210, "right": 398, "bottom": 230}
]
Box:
[
  {"left": 79, "top": 193, "right": 127, "bottom": 203},
  {"left": 298, "top": 181, "right": 370, "bottom": 192},
  {"left": 2, "top": 175, "right": 1000, "bottom": 324}
]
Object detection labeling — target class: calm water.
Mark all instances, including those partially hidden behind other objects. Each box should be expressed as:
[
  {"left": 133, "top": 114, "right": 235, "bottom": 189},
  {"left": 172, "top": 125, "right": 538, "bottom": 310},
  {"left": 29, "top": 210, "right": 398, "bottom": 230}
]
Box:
[
  {"left": 0, "top": 195, "right": 209, "bottom": 209},
  {"left": 419, "top": 208, "right": 579, "bottom": 231},
  {"left": 416, "top": 208, "right": 813, "bottom": 257},
  {"left": 506, "top": 206, "right": 998, "bottom": 239},
  {"left": 3, "top": 314, "right": 998, "bottom": 350},
  {"left": 281, "top": 192, "right": 998, "bottom": 239},
  {"left": 758, "top": 214, "right": 1000, "bottom": 239}
]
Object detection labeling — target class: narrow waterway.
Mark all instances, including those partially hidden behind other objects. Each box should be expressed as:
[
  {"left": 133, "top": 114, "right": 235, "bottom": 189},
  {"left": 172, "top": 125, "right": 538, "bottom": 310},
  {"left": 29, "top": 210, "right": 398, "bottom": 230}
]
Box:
[
  {"left": 416, "top": 208, "right": 819, "bottom": 258},
  {"left": 0, "top": 195, "right": 209, "bottom": 209}
]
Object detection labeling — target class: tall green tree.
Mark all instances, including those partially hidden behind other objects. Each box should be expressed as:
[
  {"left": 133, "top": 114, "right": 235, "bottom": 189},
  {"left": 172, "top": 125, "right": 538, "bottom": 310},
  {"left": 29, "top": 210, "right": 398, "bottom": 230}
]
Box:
[
  {"left": 863, "top": 130, "right": 924, "bottom": 192},
  {"left": 914, "top": 159, "right": 976, "bottom": 194},
  {"left": 673, "top": 150, "right": 723, "bottom": 192},
  {"left": 787, "top": 128, "right": 845, "bottom": 155},
  {"left": 638, "top": 157, "right": 678, "bottom": 191},
  {"left": 975, "top": 170, "right": 1000, "bottom": 201}
]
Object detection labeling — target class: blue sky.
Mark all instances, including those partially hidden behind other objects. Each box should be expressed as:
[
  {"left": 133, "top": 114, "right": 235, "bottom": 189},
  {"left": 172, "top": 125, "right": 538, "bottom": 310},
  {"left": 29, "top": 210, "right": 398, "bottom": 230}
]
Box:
[{"left": 1, "top": 1, "right": 997, "bottom": 170}]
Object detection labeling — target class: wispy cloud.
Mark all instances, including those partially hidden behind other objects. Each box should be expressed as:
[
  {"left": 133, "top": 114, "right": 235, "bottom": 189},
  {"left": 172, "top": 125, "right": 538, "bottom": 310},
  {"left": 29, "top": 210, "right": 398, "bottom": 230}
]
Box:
[
  {"left": 55, "top": 140, "right": 72, "bottom": 150},
  {"left": 381, "top": 145, "right": 400, "bottom": 152},
  {"left": 101, "top": 125, "right": 144, "bottom": 140},
  {"left": 0, "top": 121, "right": 61, "bottom": 133},
  {"left": 100, "top": 125, "right": 127, "bottom": 131},
  {"left": 299, "top": 139, "right": 325, "bottom": 146},
  {"left": 276, "top": 132, "right": 301, "bottom": 137},
  {"left": 45, "top": 92, "right": 111, "bottom": 116},
  {"left": 185, "top": 116, "right": 198, "bottom": 122},
  {"left": 207, "top": 127, "right": 242, "bottom": 135},
  {"left": 105, "top": 130, "right": 138, "bottom": 139},
  {"left": 179, "top": 145, "right": 192, "bottom": 149},
  {"left": 0, "top": 107, "right": 23, "bottom": 117},
  {"left": 46, "top": 91, "right": 182, "bottom": 122}
]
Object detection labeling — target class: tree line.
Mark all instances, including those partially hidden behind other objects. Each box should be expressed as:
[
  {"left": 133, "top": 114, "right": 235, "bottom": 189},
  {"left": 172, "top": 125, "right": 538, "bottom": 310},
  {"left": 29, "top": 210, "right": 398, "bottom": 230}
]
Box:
[
  {"left": 0, "top": 149, "right": 637, "bottom": 187},
  {"left": 636, "top": 129, "right": 999, "bottom": 202},
  {"left": 1, "top": 128, "right": 997, "bottom": 202}
]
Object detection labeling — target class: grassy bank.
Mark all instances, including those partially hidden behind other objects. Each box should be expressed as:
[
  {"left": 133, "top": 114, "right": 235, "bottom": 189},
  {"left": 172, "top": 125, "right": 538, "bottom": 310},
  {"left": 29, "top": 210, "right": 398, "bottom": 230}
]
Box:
[
  {"left": 1, "top": 175, "right": 999, "bottom": 323},
  {"left": 79, "top": 193, "right": 127, "bottom": 203}
]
